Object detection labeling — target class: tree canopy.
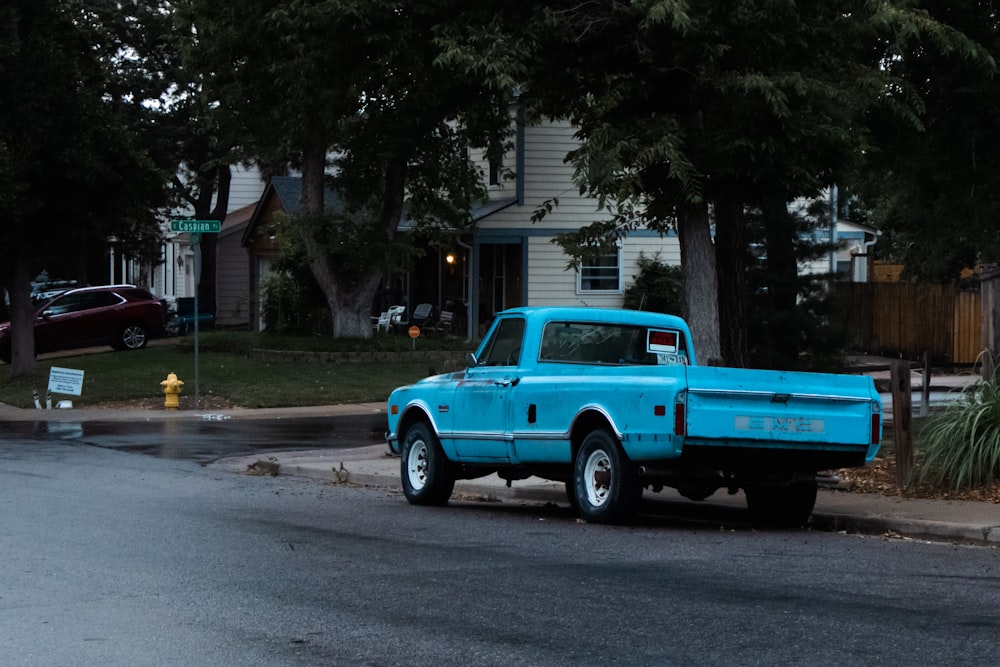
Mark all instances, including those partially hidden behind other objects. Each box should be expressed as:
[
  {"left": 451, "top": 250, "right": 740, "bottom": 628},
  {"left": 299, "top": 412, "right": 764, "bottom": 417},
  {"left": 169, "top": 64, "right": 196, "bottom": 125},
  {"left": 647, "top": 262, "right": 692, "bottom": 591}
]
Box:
[
  {"left": 4, "top": 0, "right": 1000, "bottom": 375},
  {"left": 179, "top": 0, "right": 540, "bottom": 336},
  {"left": 855, "top": 0, "right": 1000, "bottom": 282},
  {"left": 0, "top": 0, "right": 173, "bottom": 374},
  {"left": 530, "top": 0, "right": 990, "bottom": 364}
]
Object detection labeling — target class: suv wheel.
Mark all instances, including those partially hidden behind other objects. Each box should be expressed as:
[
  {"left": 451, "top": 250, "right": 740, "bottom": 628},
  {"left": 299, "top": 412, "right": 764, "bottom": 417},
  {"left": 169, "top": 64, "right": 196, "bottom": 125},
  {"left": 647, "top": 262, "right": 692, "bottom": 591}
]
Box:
[{"left": 116, "top": 323, "right": 148, "bottom": 351}]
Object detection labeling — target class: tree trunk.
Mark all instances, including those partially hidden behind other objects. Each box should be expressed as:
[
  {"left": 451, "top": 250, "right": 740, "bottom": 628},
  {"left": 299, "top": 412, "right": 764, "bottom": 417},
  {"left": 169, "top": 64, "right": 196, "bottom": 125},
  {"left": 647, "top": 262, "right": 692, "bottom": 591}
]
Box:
[
  {"left": 762, "top": 196, "right": 800, "bottom": 365},
  {"left": 293, "top": 122, "right": 399, "bottom": 338},
  {"left": 714, "top": 196, "right": 748, "bottom": 368},
  {"left": 195, "top": 165, "right": 231, "bottom": 318},
  {"left": 6, "top": 248, "right": 37, "bottom": 377},
  {"left": 328, "top": 269, "right": 386, "bottom": 337},
  {"left": 678, "top": 202, "right": 721, "bottom": 365}
]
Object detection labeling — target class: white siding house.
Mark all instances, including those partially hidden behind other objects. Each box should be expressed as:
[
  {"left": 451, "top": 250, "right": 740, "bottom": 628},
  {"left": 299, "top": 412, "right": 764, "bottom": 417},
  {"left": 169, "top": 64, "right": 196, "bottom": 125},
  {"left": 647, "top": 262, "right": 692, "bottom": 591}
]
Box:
[
  {"left": 171, "top": 117, "right": 869, "bottom": 335},
  {"left": 465, "top": 119, "right": 679, "bottom": 328},
  {"left": 151, "top": 164, "right": 267, "bottom": 317}
]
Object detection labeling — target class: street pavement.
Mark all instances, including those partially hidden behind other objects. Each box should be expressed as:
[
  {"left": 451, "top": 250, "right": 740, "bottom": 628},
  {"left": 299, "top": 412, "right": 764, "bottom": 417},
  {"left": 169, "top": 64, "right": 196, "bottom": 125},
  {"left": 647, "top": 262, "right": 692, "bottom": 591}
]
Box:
[{"left": 2, "top": 362, "right": 998, "bottom": 546}]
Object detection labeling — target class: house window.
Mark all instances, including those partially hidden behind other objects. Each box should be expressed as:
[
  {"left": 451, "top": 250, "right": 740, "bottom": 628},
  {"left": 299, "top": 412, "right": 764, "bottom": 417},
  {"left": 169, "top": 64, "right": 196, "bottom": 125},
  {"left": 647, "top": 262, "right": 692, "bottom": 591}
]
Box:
[
  {"left": 489, "top": 160, "right": 501, "bottom": 187},
  {"left": 578, "top": 246, "right": 622, "bottom": 292}
]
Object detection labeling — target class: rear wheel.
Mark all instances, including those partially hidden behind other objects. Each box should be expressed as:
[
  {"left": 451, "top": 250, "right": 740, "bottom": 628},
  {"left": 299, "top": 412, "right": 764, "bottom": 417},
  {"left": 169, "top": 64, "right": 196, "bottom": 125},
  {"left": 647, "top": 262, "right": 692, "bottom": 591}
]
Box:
[
  {"left": 116, "top": 323, "right": 148, "bottom": 351},
  {"left": 572, "top": 430, "right": 641, "bottom": 524},
  {"left": 400, "top": 421, "right": 455, "bottom": 506},
  {"left": 745, "top": 480, "right": 818, "bottom": 528}
]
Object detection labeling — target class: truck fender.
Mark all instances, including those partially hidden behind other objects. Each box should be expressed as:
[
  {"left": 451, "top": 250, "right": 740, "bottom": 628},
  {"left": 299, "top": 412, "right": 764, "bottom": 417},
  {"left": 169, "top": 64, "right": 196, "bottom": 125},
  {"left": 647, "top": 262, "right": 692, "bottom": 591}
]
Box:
[{"left": 568, "top": 406, "right": 623, "bottom": 453}]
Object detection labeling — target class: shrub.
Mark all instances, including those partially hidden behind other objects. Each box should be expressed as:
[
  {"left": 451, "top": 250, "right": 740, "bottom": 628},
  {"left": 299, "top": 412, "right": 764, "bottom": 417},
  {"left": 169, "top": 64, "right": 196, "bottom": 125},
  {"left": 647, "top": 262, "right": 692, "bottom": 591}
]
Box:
[
  {"left": 917, "top": 354, "right": 1000, "bottom": 490},
  {"left": 623, "top": 252, "right": 683, "bottom": 314},
  {"left": 260, "top": 271, "right": 330, "bottom": 335}
]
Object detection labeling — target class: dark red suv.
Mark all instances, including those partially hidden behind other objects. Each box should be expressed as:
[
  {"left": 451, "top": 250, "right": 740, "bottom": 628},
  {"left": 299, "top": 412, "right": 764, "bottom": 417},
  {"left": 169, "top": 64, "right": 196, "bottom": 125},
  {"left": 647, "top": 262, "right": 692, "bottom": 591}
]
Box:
[{"left": 0, "top": 285, "right": 167, "bottom": 363}]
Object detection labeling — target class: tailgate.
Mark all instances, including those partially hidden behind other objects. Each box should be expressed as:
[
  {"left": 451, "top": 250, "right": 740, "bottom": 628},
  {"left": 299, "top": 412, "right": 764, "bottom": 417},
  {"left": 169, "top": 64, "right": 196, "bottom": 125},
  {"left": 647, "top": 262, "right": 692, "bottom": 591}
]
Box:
[{"left": 683, "top": 366, "right": 879, "bottom": 446}]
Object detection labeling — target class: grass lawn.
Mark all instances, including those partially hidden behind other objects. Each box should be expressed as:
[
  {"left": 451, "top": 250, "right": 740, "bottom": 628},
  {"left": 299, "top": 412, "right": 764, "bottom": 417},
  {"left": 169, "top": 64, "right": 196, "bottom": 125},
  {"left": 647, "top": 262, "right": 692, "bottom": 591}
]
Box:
[{"left": 0, "top": 333, "right": 472, "bottom": 409}]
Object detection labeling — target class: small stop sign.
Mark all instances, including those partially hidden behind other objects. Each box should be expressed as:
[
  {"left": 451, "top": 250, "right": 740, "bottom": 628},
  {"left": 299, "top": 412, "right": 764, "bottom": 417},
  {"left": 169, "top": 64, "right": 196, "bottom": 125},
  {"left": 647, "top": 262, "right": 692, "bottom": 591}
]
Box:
[{"left": 408, "top": 326, "right": 420, "bottom": 338}]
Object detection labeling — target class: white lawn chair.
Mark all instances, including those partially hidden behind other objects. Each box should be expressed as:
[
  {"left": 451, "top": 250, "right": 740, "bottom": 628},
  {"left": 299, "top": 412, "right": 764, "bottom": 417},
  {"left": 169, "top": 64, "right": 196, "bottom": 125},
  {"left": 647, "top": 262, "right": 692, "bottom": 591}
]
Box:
[{"left": 387, "top": 305, "right": 406, "bottom": 329}]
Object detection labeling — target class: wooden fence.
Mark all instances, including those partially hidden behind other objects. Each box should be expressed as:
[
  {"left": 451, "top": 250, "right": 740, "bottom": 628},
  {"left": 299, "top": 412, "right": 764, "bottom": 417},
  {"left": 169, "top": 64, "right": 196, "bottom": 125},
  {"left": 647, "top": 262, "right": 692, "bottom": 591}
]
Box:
[{"left": 832, "top": 282, "right": 982, "bottom": 365}]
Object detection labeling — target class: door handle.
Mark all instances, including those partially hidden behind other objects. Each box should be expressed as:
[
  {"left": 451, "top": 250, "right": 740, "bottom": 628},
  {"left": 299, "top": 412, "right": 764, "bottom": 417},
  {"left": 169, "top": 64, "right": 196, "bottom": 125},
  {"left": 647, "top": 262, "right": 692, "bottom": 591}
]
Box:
[{"left": 495, "top": 378, "right": 520, "bottom": 387}]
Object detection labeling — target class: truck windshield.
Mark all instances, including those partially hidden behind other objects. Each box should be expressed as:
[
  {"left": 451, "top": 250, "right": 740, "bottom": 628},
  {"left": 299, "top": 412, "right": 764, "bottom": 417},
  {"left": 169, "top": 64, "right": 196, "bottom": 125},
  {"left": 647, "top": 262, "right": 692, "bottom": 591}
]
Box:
[{"left": 540, "top": 321, "right": 688, "bottom": 366}]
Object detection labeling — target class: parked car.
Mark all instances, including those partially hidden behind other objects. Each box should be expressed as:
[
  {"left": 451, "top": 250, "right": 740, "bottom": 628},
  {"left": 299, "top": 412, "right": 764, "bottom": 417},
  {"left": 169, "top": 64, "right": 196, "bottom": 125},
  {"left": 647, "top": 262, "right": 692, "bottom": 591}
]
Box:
[{"left": 0, "top": 285, "right": 168, "bottom": 363}]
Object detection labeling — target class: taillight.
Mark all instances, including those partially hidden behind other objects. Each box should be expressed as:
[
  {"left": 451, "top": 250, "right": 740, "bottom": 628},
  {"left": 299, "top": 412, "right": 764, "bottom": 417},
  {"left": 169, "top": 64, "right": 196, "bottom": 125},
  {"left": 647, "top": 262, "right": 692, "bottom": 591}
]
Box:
[
  {"left": 871, "top": 413, "right": 881, "bottom": 445},
  {"left": 674, "top": 402, "right": 686, "bottom": 436}
]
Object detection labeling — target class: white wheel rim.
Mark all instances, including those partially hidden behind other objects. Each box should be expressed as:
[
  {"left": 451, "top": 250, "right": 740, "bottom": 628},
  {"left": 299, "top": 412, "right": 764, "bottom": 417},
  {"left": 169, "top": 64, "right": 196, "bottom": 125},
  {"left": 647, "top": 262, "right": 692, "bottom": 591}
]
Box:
[
  {"left": 407, "top": 439, "right": 430, "bottom": 491},
  {"left": 583, "top": 449, "right": 612, "bottom": 507}
]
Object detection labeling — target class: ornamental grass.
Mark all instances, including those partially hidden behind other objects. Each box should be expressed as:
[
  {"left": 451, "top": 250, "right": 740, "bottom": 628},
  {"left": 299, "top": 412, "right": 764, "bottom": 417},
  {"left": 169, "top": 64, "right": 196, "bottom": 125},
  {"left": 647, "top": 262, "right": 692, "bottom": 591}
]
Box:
[{"left": 917, "top": 353, "right": 1000, "bottom": 491}]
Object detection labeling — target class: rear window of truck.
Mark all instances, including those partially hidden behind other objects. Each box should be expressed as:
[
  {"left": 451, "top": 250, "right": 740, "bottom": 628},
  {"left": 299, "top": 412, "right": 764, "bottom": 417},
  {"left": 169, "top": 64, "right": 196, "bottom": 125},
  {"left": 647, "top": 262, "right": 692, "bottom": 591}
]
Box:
[{"left": 539, "top": 321, "right": 688, "bottom": 366}]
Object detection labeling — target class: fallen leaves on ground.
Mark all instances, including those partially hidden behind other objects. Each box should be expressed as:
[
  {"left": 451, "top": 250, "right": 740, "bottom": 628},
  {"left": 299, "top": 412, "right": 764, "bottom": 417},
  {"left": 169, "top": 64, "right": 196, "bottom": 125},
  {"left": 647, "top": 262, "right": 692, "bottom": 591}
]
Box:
[{"left": 834, "top": 453, "right": 1000, "bottom": 503}]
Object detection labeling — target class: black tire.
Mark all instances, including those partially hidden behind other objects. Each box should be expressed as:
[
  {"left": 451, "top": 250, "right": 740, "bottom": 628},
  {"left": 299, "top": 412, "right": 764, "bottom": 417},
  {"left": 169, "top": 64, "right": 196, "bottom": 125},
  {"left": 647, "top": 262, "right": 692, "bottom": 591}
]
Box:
[
  {"left": 116, "top": 323, "right": 148, "bottom": 351},
  {"left": 0, "top": 344, "right": 10, "bottom": 364},
  {"left": 745, "top": 480, "right": 818, "bottom": 528},
  {"left": 400, "top": 421, "right": 455, "bottom": 506},
  {"left": 572, "top": 429, "right": 641, "bottom": 524}
]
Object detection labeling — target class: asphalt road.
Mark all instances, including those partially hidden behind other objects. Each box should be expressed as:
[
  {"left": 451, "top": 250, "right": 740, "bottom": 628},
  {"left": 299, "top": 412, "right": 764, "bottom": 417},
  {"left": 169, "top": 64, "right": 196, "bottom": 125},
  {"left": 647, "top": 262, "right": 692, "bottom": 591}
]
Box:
[{"left": 2, "top": 432, "right": 998, "bottom": 666}]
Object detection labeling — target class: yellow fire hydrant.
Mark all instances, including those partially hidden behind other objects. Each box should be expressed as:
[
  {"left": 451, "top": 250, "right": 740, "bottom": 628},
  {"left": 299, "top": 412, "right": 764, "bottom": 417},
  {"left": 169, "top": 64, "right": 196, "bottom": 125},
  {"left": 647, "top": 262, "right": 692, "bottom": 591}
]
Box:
[{"left": 161, "top": 372, "right": 184, "bottom": 410}]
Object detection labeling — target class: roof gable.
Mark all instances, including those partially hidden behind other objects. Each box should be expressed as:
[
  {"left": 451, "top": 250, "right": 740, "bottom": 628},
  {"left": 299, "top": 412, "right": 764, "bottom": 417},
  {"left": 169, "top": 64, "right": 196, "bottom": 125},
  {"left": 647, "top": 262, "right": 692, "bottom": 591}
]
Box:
[{"left": 242, "top": 176, "right": 346, "bottom": 246}]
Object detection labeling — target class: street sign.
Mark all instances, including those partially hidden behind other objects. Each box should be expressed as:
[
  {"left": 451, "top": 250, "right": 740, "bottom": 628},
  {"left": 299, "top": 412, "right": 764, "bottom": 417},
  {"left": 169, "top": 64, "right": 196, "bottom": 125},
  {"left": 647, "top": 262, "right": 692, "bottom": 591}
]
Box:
[{"left": 170, "top": 219, "right": 221, "bottom": 233}]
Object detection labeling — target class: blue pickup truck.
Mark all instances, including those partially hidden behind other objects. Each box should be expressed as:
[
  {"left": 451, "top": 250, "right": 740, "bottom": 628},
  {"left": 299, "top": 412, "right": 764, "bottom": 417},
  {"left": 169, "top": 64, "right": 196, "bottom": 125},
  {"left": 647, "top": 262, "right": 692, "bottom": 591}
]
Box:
[{"left": 387, "top": 307, "right": 882, "bottom": 526}]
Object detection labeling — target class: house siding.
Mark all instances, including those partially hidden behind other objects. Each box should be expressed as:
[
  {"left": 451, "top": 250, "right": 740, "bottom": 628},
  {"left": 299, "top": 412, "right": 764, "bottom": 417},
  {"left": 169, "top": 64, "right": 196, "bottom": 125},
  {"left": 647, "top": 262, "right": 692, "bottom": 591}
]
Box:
[
  {"left": 225, "top": 165, "right": 268, "bottom": 212},
  {"left": 214, "top": 204, "right": 255, "bottom": 328},
  {"left": 526, "top": 234, "right": 679, "bottom": 307},
  {"left": 479, "top": 119, "right": 681, "bottom": 311}
]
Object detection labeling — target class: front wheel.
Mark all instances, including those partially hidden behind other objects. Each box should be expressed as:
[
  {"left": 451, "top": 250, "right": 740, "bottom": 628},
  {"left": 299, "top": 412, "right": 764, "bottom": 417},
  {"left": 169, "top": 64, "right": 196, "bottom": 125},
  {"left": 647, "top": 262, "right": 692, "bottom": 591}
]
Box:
[
  {"left": 745, "top": 480, "right": 818, "bottom": 528},
  {"left": 115, "top": 323, "right": 148, "bottom": 351},
  {"left": 572, "top": 430, "right": 641, "bottom": 524},
  {"left": 400, "top": 421, "right": 455, "bottom": 506}
]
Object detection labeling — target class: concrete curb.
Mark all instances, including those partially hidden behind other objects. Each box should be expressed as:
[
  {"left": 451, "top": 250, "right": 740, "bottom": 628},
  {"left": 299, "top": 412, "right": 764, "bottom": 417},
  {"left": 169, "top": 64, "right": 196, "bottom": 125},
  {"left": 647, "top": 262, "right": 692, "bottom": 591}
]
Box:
[{"left": 812, "top": 513, "right": 1000, "bottom": 545}]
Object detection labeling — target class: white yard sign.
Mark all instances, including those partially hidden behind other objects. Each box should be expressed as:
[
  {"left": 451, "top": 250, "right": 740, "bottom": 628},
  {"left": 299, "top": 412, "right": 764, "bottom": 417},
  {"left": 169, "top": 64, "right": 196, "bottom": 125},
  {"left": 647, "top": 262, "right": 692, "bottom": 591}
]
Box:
[{"left": 48, "top": 367, "right": 85, "bottom": 396}]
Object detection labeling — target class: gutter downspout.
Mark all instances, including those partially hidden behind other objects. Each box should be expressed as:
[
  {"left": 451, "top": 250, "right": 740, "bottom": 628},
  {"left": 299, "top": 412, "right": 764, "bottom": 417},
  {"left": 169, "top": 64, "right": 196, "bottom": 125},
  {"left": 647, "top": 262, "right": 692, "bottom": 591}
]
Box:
[
  {"left": 516, "top": 104, "right": 525, "bottom": 206},
  {"left": 455, "top": 236, "right": 474, "bottom": 341},
  {"left": 857, "top": 230, "right": 881, "bottom": 282},
  {"left": 830, "top": 185, "right": 839, "bottom": 273}
]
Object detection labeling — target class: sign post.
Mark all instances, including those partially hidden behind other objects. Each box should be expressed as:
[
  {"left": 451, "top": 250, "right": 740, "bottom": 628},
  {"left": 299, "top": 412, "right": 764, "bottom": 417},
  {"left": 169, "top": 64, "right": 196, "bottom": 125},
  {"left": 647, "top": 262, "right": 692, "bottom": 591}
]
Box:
[{"left": 170, "top": 219, "right": 222, "bottom": 409}]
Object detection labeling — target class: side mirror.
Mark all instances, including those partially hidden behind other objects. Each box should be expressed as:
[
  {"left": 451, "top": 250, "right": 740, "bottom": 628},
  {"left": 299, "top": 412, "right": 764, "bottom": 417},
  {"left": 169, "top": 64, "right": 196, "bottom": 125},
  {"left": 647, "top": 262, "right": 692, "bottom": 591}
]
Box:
[{"left": 465, "top": 352, "right": 478, "bottom": 367}]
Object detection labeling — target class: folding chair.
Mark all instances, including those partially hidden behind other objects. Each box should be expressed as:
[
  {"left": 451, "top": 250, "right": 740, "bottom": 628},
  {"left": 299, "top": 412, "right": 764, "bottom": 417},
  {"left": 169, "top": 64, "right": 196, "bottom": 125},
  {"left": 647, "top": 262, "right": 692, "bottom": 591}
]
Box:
[
  {"left": 429, "top": 310, "right": 454, "bottom": 335},
  {"left": 410, "top": 303, "right": 434, "bottom": 328}
]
